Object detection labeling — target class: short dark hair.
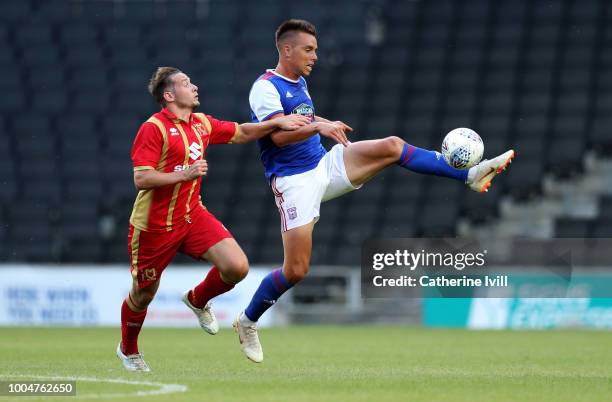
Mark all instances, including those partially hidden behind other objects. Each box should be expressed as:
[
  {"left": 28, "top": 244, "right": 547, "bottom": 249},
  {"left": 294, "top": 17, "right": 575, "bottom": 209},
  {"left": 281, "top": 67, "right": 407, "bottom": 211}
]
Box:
[
  {"left": 148, "top": 66, "right": 181, "bottom": 106},
  {"left": 275, "top": 19, "right": 316, "bottom": 45}
]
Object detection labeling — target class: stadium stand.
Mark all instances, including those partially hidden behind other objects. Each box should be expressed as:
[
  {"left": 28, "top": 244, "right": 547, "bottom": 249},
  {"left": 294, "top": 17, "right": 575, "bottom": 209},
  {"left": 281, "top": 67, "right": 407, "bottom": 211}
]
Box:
[{"left": 0, "top": 0, "right": 610, "bottom": 264}]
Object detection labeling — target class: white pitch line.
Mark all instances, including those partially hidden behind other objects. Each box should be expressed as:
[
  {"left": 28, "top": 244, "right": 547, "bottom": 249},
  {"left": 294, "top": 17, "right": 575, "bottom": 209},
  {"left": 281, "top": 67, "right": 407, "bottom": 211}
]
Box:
[{"left": 0, "top": 374, "right": 188, "bottom": 399}]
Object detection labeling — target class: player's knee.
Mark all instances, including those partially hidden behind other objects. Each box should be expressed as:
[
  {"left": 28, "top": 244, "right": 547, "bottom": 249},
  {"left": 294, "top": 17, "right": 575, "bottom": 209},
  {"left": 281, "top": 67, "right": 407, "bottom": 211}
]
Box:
[
  {"left": 382, "top": 136, "right": 405, "bottom": 158},
  {"left": 132, "top": 288, "right": 155, "bottom": 309},
  {"left": 220, "top": 254, "right": 249, "bottom": 284},
  {"left": 284, "top": 261, "right": 310, "bottom": 284}
]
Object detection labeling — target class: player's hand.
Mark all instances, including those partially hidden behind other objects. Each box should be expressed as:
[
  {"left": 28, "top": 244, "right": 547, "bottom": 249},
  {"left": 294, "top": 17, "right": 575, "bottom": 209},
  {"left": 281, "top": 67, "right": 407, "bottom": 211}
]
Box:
[
  {"left": 182, "top": 160, "right": 208, "bottom": 181},
  {"left": 334, "top": 121, "right": 353, "bottom": 133},
  {"left": 275, "top": 114, "right": 311, "bottom": 130},
  {"left": 317, "top": 122, "right": 350, "bottom": 147}
]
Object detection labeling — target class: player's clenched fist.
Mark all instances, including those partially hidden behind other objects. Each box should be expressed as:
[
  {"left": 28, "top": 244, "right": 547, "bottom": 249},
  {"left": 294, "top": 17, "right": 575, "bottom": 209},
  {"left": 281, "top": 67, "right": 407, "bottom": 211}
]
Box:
[{"left": 183, "top": 160, "right": 208, "bottom": 180}]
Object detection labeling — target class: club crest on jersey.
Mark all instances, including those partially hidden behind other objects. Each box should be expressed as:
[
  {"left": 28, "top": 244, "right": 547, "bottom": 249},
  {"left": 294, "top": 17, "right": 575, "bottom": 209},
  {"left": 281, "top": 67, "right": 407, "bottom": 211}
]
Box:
[
  {"left": 292, "top": 103, "right": 314, "bottom": 121},
  {"left": 287, "top": 206, "right": 298, "bottom": 220},
  {"left": 192, "top": 123, "right": 207, "bottom": 138}
]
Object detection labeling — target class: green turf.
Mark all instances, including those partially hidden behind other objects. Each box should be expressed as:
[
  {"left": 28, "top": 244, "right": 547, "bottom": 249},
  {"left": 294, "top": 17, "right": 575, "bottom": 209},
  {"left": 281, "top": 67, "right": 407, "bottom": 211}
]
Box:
[{"left": 0, "top": 326, "right": 610, "bottom": 401}]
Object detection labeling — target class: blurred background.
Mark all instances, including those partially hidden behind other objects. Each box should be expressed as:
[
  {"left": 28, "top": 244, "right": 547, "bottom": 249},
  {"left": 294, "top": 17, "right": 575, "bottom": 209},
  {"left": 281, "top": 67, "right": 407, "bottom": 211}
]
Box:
[{"left": 1, "top": 0, "right": 611, "bottom": 329}]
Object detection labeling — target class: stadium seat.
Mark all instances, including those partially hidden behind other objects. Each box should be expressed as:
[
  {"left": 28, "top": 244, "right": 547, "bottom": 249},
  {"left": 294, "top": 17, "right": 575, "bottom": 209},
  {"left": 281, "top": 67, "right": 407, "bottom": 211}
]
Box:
[
  {"left": 20, "top": 45, "right": 62, "bottom": 66},
  {"left": 14, "top": 128, "right": 55, "bottom": 158},
  {"left": 21, "top": 179, "right": 62, "bottom": 204},
  {"left": 13, "top": 22, "right": 54, "bottom": 46},
  {"left": 108, "top": 46, "right": 149, "bottom": 68},
  {"left": 598, "top": 196, "right": 612, "bottom": 220},
  {"left": 547, "top": 137, "right": 585, "bottom": 178},
  {"left": 103, "top": 23, "right": 142, "bottom": 46},
  {"left": 62, "top": 237, "right": 103, "bottom": 263},
  {"left": 32, "top": 89, "right": 67, "bottom": 112},
  {"left": 150, "top": 47, "right": 196, "bottom": 72},
  {"left": 74, "top": 0, "right": 114, "bottom": 21},
  {"left": 419, "top": 203, "right": 459, "bottom": 237},
  {"left": 0, "top": 162, "right": 17, "bottom": 204},
  {"left": 0, "top": 66, "right": 22, "bottom": 91},
  {"left": 64, "top": 45, "right": 105, "bottom": 68},
  {"left": 119, "top": 1, "right": 155, "bottom": 21},
  {"left": 59, "top": 23, "right": 99, "bottom": 46},
  {"left": 555, "top": 218, "right": 592, "bottom": 237},
  {"left": 0, "top": 1, "right": 31, "bottom": 21},
  {"left": 72, "top": 90, "right": 111, "bottom": 113},
  {"left": 33, "top": 0, "right": 74, "bottom": 22},
  {"left": 505, "top": 156, "right": 543, "bottom": 200},
  {"left": 68, "top": 67, "right": 109, "bottom": 90},
  {"left": 592, "top": 219, "right": 612, "bottom": 238},
  {"left": 65, "top": 180, "right": 104, "bottom": 203},
  {"left": 27, "top": 67, "right": 64, "bottom": 90}
]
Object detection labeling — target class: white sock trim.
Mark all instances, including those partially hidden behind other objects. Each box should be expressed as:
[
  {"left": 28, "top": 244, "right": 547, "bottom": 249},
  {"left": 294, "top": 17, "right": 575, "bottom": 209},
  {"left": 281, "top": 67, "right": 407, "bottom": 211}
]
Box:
[
  {"left": 240, "top": 311, "right": 257, "bottom": 326},
  {"left": 467, "top": 166, "right": 477, "bottom": 184}
]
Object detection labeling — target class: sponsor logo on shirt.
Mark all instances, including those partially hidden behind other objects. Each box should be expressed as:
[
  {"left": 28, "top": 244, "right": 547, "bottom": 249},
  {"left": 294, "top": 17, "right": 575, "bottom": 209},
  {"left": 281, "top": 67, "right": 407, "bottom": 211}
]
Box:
[
  {"left": 170, "top": 127, "right": 179, "bottom": 136},
  {"left": 292, "top": 103, "right": 314, "bottom": 121},
  {"left": 189, "top": 142, "right": 202, "bottom": 160}
]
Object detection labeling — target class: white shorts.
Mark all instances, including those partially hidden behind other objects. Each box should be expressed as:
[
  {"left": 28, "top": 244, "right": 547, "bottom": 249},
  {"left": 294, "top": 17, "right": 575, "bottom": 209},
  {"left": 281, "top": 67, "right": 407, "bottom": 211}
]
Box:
[{"left": 271, "top": 144, "right": 362, "bottom": 231}]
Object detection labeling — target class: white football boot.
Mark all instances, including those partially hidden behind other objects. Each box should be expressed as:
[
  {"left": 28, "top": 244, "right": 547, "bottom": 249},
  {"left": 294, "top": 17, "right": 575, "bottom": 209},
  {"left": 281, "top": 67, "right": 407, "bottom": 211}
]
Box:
[
  {"left": 468, "top": 150, "right": 515, "bottom": 193},
  {"left": 116, "top": 342, "right": 151, "bottom": 372},
  {"left": 182, "top": 290, "right": 219, "bottom": 335},
  {"left": 233, "top": 312, "right": 264, "bottom": 363}
]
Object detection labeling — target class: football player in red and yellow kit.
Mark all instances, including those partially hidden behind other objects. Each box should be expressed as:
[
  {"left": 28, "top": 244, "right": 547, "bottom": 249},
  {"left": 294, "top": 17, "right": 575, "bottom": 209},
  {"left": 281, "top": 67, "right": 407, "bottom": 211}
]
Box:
[{"left": 116, "top": 67, "right": 309, "bottom": 371}]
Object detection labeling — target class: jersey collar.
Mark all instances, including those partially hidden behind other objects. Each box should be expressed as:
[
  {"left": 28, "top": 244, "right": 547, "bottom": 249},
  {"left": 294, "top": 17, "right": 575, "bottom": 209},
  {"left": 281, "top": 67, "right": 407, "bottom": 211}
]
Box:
[
  {"left": 160, "top": 108, "right": 194, "bottom": 124},
  {"left": 267, "top": 69, "right": 300, "bottom": 84}
]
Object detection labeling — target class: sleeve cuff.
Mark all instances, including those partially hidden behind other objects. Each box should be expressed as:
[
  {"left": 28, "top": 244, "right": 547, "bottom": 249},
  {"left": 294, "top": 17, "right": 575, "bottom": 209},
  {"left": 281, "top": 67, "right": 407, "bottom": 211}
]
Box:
[
  {"left": 229, "top": 123, "right": 241, "bottom": 144},
  {"left": 133, "top": 166, "right": 155, "bottom": 171},
  {"left": 260, "top": 110, "right": 285, "bottom": 122}
]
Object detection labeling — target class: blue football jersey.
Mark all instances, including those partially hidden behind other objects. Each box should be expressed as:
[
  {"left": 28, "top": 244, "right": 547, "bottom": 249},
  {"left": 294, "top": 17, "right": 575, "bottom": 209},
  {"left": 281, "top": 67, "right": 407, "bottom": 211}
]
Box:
[{"left": 249, "top": 70, "right": 326, "bottom": 181}]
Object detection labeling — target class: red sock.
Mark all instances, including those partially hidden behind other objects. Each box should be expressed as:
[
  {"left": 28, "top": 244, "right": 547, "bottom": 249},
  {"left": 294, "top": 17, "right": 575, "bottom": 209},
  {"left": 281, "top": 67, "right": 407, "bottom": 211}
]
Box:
[
  {"left": 121, "top": 298, "right": 147, "bottom": 355},
  {"left": 189, "top": 266, "right": 234, "bottom": 308}
]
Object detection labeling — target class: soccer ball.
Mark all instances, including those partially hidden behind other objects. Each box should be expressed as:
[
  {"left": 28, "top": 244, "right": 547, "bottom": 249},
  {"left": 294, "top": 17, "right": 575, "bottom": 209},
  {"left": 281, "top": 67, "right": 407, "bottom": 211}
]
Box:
[{"left": 441, "top": 128, "right": 484, "bottom": 169}]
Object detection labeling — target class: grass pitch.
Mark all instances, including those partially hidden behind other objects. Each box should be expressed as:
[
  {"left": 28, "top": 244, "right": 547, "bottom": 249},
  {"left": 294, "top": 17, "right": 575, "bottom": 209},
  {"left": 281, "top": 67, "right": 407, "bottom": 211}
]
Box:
[{"left": 0, "top": 326, "right": 610, "bottom": 402}]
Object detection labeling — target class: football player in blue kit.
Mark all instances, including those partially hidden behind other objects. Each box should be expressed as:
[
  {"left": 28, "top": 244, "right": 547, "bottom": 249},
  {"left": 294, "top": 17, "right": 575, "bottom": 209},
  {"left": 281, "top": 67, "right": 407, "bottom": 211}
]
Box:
[{"left": 233, "top": 19, "right": 515, "bottom": 362}]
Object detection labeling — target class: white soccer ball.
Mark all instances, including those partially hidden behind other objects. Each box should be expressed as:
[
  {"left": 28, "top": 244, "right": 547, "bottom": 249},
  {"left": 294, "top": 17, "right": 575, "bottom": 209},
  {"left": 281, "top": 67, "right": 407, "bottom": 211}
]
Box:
[{"left": 441, "top": 128, "right": 484, "bottom": 169}]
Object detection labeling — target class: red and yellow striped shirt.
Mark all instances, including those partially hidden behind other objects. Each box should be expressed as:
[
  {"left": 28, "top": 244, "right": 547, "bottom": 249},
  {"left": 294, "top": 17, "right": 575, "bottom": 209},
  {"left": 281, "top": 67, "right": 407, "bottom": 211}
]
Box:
[{"left": 130, "top": 108, "right": 238, "bottom": 232}]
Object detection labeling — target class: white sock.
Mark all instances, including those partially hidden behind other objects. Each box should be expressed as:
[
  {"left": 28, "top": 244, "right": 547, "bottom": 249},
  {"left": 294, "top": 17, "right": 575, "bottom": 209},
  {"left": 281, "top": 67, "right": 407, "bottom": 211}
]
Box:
[
  {"left": 240, "top": 311, "right": 257, "bottom": 326},
  {"left": 466, "top": 165, "right": 478, "bottom": 184}
]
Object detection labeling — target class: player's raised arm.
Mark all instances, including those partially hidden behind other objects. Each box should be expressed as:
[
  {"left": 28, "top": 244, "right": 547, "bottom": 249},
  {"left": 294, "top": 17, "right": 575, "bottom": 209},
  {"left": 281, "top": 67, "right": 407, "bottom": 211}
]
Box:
[{"left": 231, "top": 114, "right": 310, "bottom": 144}]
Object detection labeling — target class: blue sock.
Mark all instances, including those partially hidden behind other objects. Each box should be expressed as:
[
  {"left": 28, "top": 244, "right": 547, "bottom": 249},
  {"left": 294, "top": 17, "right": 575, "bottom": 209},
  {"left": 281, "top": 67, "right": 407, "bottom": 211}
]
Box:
[
  {"left": 397, "top": 144, "right": 468, "bottom": 182},
  {"left": 244, "top": 268, "right": 293, "bottom": 322}
]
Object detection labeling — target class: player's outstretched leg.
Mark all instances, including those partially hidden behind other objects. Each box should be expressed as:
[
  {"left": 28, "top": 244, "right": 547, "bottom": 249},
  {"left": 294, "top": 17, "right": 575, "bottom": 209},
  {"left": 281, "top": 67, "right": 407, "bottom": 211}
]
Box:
[
  {"left": 184, "top": 238, "right": 249, "bottom": 335},
  {"left": 234, "top": 222, "right": 314, "bottom": 363},
  {"left": 117, "top": 279, "right": 159, "bottom": 372},
  {"left": 342, "top": 136, "right": 514, "bottom": 191}
]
